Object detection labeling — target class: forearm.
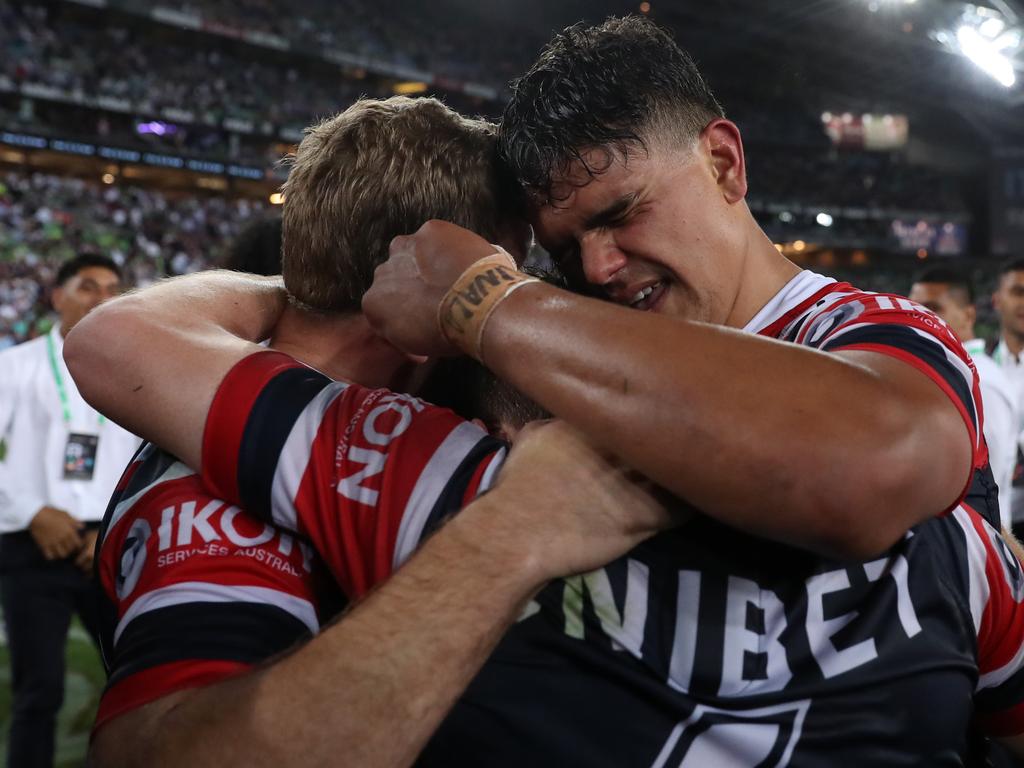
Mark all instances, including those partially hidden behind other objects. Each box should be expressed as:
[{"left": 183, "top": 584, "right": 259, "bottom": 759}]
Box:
[
  {"left": 65, "top": 271, "right": 286, "bottom": 467},
  {"left": 479, "top": 285, "right": 967, "bottom": 558},
  {"left": 92, "top": 496, "right": 543, "bottom": 768}
]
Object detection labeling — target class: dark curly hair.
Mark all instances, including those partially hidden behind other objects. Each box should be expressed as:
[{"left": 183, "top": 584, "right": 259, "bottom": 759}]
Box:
[{"left": 498, "top": 16, "right": 724, "bottom": 203}]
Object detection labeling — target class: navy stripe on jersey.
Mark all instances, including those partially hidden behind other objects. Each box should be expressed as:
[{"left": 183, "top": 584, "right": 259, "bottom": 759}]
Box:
[
  {"left": 820, "top": 323, "right": 976, "bottom": 434},
  {"left": 237, "top": 366, "right": 332, "bottom": 524},
  {"left": 107, "top": 602, "right": 311, "bottom": 687},
  {"left": 976, "top": 663, "right": 1024, "bottom": 717},
  {"left": 965, "top": 463, "right": 1002, "bottom": 531},
  {"left": 418, "top": 433, "right": 507, "bottom": 543},
  {"left": 97, "top": 444, "right": 167, "bottom": 545}
]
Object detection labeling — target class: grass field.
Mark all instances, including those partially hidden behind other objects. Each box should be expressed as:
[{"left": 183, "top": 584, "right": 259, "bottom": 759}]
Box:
[{"left": 0, "top": 618, "right": 105, "bottom": 767}]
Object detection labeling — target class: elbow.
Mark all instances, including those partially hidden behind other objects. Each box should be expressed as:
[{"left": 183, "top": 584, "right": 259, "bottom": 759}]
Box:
[
  {"left": 802, "top": 417, "right": 939, "bottom": 562},
  {"left": 815, "top": 445, "right": 961, "bottom": 563},
  {"left": 63, "top": 299, "right": 135, "bottom": 410},
  {"left": 804, "top": 507, "right": 905, "bottom": 562}
]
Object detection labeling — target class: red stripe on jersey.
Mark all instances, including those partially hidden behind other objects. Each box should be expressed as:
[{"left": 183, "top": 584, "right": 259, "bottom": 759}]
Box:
[
  {"left": 202, "top": 351, "right": 306, "bottom": 504},
  {"left": 93, "top": 659, "right": 250, "bottom": 734},
  {"left": 969, "top": 510, "right": 1024, "bottom": 677},
  {"left": 757, "top": 283, "right": 854, "bottom": 339},
  {"left": 198, "top": 349, "right": 494, "bottom": 602},
  {"left": 113, "top": 459, "right": 142, "bottom": 494},
  {"left": 833, "top": 302, "right": 968, "bottom": 353},
  {"left": 99, "top": 474, "right": 315, "bottom": 622},
  {"left": 290, "top": 389, "right": 484, "bottom": 599}
]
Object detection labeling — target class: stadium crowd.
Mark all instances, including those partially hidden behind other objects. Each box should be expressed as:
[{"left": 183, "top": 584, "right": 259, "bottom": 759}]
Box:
[
  {"left": 118, "top": 0, "right": 535, "bottom": 85},
  {"left": 0, "top": 170, "right": 265, "bottom": 347},
  {"left": 0, "top": 1, "right": 368, "bottom": 132}
]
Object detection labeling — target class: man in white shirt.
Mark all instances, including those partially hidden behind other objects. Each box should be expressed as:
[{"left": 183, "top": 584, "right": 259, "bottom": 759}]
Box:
[
  {"left": 910, "top": 267, "right": 1018, "bottom": 528},
  {"left": 991, "top": 258, "right": 1024, "bottom": 536},
  {"left": 0, "top": 254, "right": 140, "bottom": 768}
]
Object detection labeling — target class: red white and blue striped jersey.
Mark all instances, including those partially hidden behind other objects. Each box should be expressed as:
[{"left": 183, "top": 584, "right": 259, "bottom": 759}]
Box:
[
  {"left": 96, "top": 271, "right": 1019, "bottom": 763},
  {"left": 92, "top": 443, "right": 337, "bottom": 731},
  {"left": 93, "top": 357, "right": 503, "bottom": 734}
]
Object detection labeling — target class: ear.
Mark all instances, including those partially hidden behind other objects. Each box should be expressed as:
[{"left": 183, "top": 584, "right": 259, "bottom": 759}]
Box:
[
  {"left": 966, "top": 304, "right": 977, "bottom": 327},
  {"left": 700, "top": 119, "right": 747, "bottom": 204}
]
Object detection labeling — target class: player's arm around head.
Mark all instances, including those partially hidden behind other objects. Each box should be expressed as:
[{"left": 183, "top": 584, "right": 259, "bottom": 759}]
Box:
[
  {"left": 64, "top": 270, "right": 286, "bottom": 468},
  {"left": 363, "top": 18, "right": 980, "bottom": 561}
]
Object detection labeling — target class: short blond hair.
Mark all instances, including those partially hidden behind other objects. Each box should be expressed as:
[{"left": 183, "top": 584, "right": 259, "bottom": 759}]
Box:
[{"left": 281, "top": 97, "right": 516, "bottom": 313}]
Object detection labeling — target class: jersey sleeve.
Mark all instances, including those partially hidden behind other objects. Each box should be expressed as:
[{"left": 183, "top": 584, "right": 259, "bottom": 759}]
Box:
[
  {"left": 791, "top": 293, "right": 985, "bottom": 502},
  {"left": 93, "top": 444, "right": 323, "bottom": 734},
  {"left": 201, "top": 350, "right": 507, "bottom": 599},
  {"left": 951, "top": 507, "right": 1024, "bottom": 737}
]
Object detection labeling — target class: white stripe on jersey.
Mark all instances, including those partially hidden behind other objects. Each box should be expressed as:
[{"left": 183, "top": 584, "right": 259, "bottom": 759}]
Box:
[
  {"left": 392, "top": 421, "right": 490, "bottom": 570},
  {"left": 477, "top": 447, "right": 508, "bottom": 495},
  {"left": 105, "top": 459, "right": 195, "bottom": 541},
  {"left": 952, "top": 506, "right": 990, "bottom": 636},
  {"left": 270, "top": 381, "right": 349, "bottom": 532},
  {"left": 875, "top": 295, "right": 895, "bottom": 311},
  {"left": 742, "top": 271, "right": 836, "bottom": 335},
  {"left": 978, "top": 632, "right": 1024, "bottom": 691},
  {"left": 113, "top": 581, "right": 319, "bottom": 645}
]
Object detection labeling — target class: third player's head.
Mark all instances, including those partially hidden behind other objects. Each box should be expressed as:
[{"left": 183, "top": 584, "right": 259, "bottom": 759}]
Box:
[
  {"left": 499, "top": 16, "right": 774, "bottom": 326},
  {"left": 282, "top": 96, "right": 525, "bottom": 314},
  {"left": 908, "top": 267, "right": 976, "bottom": 342},
  {"left": 993, "top": 257, "right": 1024, "bottom": 344}
]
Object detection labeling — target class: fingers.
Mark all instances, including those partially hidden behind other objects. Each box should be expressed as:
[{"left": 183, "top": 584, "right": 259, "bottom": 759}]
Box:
[
  {"left": 56, "top": 530, "right": 83, "bottom": 560},
  {"left": 36, "top": 524, "right": 84, "bottom": 560},
  {"left": 75, "top": 547, "right": 94, "bottom": 573}
]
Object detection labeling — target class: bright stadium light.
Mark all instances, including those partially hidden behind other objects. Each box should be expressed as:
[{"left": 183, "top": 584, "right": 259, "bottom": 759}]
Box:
[
  {"left": 816, "top": 212, "right": 834, "bottom": 227},
  {"left": 957, "top": 24, "right": 1017, "bottom": 86}
]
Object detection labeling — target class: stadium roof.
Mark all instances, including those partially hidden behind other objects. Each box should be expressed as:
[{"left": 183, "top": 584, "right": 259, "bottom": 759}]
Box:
[{"left": 457, "top": 0, "right": 1024, "bottom": 148}]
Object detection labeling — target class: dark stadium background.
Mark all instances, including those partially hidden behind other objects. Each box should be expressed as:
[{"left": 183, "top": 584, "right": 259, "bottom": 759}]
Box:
[{"left": 0, "top": 0, "right": 1022, "bottom": 761}]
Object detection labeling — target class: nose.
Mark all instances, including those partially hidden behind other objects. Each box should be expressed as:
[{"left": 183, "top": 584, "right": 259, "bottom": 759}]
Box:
[{"left": 579, "top": 231, "right": 627, "bottom": 286}]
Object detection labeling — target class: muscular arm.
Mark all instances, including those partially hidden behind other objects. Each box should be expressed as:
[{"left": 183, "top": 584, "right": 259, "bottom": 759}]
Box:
[
  {"left": 362, "top": 222, "right": 972, "bottom": 561},
  {"left": 91, "top": 421, "right": 673, "bottom": 768},
  {"left": 91, "top": 493, "right": 538, "bottom": 768},
  {"left": 64, "top": 271, "right": 285, "bottom": 468},
  {"left": 478, "top": 286, "right": 969, "bottom": 560}
]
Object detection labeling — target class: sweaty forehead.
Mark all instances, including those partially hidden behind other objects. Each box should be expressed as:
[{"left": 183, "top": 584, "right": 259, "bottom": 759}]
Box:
[{"left": 531, "top": 154, "right": 635, "bottom": 246}]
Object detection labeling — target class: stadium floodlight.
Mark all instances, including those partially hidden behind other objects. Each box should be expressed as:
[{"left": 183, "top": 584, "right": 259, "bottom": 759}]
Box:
[
  {"left": 957, "top": 25, "right": 1017, "bottom": 85},
  {"left": 948, "top": 5, "right": 1022, "bottom": 88},
  {"left": 816, "top": 212, "right": 834, "bottom": 227}
]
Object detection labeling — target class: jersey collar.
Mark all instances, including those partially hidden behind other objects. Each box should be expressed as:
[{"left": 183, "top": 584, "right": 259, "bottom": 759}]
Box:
[{"left": 743, "top": 270, "right": 837, "bottom": 336}]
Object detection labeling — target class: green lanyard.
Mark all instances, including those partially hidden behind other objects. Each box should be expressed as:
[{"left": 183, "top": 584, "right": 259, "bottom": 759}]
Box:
[{"left": 46, "top": 332, "right": 104, "bottom": 428}]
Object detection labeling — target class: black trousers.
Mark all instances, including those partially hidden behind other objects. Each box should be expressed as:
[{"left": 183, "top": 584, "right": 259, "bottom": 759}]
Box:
[{"left": 0, "top": 530, "right": 101, "bottom": 768}]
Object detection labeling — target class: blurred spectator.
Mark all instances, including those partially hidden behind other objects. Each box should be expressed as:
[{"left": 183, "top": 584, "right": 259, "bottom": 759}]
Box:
[
  {"left": 909, "top": 266, "right": 1017, "bottom": 529},
  {"left": 0, "top": 254, "right": 141, "bottom": 768},
  {"left": 0, "top": 170, "right": 265, "bottom": 346},
  {"left": 991, "top": 258, "right": 1024, "bottom": 541}
]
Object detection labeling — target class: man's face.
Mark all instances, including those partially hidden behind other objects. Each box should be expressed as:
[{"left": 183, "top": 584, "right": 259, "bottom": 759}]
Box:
[
  {"left": 530, "top": 130, "right": 749, "bottom": 326},
  {"left": 908, "top": 282, "right": 974, "bottom": 341},
  {"left": 53, "top": 266, "right": 122, "bottom": 335},
  {"left": 993, "top": 270, "right": 1024, "bottom": 338}
]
